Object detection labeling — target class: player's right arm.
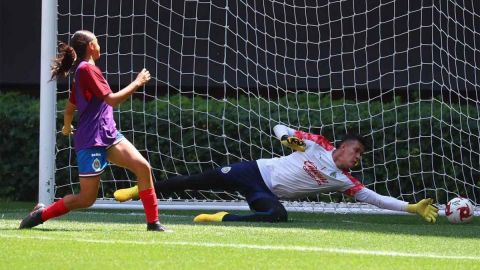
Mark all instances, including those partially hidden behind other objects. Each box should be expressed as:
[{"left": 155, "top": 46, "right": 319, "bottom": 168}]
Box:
[{"left": 103, "top": 68, "right": 151, "bottom": 107}]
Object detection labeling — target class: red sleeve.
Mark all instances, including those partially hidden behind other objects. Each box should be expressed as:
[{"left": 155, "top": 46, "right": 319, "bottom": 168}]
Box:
[
  {"left": 77, "top": 64, "right": 112, "bottom": 99},
  {"left": 342, "top": 170, "right": 365, "bottom": 196},
  {"left": 294, "top": 130, "right": 335, "bottom": 151},
  {"left": 68, "top": 81, "right": 76, "bottom": 105}
]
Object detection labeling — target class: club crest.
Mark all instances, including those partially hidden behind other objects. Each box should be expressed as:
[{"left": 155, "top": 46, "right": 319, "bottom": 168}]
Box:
[
  {"left": 92, "top": 158, "right": 101, "bottom": 171},
  {"left": 221, "top": 167, "right": 232, "bottom": 174}
]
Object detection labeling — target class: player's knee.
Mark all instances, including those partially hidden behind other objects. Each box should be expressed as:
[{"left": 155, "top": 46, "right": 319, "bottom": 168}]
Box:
[
  {"left": 83, "top": 194, "right": 98, "bottom": 207},
  {"left": 132, "top": 159, "right": 152, "bottom": 175},
  {"left": 144, "top": 162, "right": 152, "bottom": 174},
  {"left": 140, "top": 159, "right": 152, "bottom": 172}
]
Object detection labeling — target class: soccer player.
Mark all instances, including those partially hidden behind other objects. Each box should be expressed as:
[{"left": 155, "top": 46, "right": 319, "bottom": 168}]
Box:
[
  {"left": 114, "top": 124, "right": 439, "bottom": 223},
  {"left": 19, "top": 30, "right": 166, "bottom": 231}
]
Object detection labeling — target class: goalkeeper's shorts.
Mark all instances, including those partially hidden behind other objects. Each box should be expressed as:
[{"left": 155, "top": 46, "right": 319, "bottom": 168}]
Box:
[{"left": 216, "top": 160, "right": 278, "bottom": 205}]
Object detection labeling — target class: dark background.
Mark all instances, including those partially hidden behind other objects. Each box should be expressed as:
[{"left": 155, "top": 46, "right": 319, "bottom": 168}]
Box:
[
  {"left": 1, "top": 0, "right": 479, "bottom": 203},
  {"left": 0, "top": 1, "right": 42, "bottom": 89},
  {"left": 2, "top": 0, "right": 479, "bottom": 98}
]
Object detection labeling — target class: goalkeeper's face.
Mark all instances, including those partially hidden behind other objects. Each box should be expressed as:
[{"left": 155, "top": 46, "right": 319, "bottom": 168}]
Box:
[{"left": 337, "top": 140, "right": 364, "bottom": 169}]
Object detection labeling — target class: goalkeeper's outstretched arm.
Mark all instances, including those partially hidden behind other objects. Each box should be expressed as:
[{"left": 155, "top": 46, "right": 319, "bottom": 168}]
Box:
[
  {"left": 273, "top": 124, "right": 307, "bottom": 152},
  {"left": 273, "top": 124, "right": 296, "bottom": 139},
  {"left": 354, "top": 187, "right": 439, "bottom": 223}
]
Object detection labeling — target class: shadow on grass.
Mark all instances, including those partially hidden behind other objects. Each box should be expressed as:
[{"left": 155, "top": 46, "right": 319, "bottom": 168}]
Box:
[{"left": 2, "top": 201, "right": 479, "bottom": 239}]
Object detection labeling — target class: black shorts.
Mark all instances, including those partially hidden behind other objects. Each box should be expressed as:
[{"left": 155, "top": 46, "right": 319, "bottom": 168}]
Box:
[{"left": 215, "top": 160, "right": 279, "bottom": 205}]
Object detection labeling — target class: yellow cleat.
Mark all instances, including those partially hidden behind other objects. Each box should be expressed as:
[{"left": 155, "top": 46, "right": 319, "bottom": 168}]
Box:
[
  {"left": 114, "top": 185, "right": 139, "bottom": 202},
  {"left": 193, "top": 211, "right": 229, "bottom": 222}
]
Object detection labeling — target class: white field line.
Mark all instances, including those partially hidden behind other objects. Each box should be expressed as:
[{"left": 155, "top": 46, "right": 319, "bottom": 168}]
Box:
[
  {"left": 0, "top": 233, "right": 478, "bottom": 261},
  {"left": 0, "top": 209, "right": 192, "bottom": 219}
]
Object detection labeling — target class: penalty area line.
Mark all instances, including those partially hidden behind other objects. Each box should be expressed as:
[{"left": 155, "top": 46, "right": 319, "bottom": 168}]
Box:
[{"left": 0, "top": 233, "right": 478, "bottom": 261}]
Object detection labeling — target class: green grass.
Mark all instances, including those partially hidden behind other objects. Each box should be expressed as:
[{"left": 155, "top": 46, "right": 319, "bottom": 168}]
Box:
[{"left": 0, "top": 202, "right": 479, "bottom": 270}]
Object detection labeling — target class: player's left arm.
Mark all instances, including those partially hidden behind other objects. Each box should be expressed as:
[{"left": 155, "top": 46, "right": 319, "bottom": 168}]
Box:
[{"left": 354, "top": 187, "right": 438, "bottom": 223}]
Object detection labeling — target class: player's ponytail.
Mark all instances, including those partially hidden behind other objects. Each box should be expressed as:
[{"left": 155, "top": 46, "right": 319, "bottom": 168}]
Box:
[
  {"left": 50, "top": 30, "right": 95, "bottom": 80},
  {"left": 51, "top": 42, "right": 76, "bottom": 80}
]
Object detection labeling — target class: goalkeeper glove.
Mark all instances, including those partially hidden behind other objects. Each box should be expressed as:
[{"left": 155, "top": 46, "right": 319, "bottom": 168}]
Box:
[
  {"left": 280, "top": 135, "right": 306, "bottom": 152},
  {"left": 406, "top": 198, "right": 439, "bottom": 223}
]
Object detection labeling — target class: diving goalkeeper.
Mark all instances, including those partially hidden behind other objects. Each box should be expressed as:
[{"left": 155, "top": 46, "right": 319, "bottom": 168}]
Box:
[{"left": 114, "top": 124, "right": 438, "bottom": 223}]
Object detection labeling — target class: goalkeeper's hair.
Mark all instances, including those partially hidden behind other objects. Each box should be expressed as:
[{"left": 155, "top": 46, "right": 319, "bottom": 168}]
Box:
[
  {"left": 338, "top": 133, "right": 366, "bottom": 148},
  {"left": 50, "top": 30, "right": 95, "bottom": 80}
]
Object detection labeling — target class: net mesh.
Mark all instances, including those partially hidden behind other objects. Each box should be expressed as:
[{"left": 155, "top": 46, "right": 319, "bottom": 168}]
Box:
[{"left": 55, "top": 0, "right": 480, "bottom": 211}]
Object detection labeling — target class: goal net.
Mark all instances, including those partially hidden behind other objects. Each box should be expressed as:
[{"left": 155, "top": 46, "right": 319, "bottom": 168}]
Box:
[{"left": 43, "top": 0, "right": 480, "bottom": 213}]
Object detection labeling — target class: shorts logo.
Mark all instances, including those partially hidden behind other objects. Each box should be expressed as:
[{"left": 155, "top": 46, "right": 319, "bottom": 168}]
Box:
[
  {"left": 221, "top": 167, "right": 231, "bottom": 174},
  {"left": 92, "top": 158, "right": 101, "bottom": 171}
]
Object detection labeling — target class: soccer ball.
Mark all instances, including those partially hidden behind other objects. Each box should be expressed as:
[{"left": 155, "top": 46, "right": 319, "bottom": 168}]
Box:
[{"left": 445, "top": 197, "right": 474, "bottom": 224}]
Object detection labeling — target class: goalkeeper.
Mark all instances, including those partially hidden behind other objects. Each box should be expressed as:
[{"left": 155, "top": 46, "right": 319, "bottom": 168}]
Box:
[{"left": 114, "top": 124, "right": 438, "bottom": 223}]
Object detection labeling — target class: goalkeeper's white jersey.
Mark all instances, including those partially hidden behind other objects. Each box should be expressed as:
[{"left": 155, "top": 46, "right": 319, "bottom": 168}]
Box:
[{"left": 256, "top": 130, "right": 364, "bottom": 199}]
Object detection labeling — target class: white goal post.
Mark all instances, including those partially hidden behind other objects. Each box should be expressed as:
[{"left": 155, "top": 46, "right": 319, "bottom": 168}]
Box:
[{"left": 40, "top": 0, "right": 480, "bottom": 215}]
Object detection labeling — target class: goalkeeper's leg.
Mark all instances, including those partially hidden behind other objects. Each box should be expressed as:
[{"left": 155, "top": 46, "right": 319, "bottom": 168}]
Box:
[
  {"left": 192, "top": 161, "right": 289, "bottom": 222},
  {"left": 115, "top": 168, "right": 239, "bottom": 202},
  {"left": 223, "top": 198, "right": 288, "bottom": 222},
  {"left": 194, "top": 197, "right": 288, "bottom": 223}
]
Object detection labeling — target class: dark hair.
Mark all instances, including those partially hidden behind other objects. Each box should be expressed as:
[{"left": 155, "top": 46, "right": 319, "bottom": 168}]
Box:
[
  {"left": 50, "top": 30, "right": 95, "bottom": 80},
  {"left": 338, "top": 133, "right": 366, "bottom": 148}
]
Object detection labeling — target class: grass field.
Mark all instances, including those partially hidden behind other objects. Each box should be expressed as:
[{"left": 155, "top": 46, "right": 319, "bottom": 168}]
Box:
[{"left": 0, "top": 202, "right": 479, "bottom": 270}]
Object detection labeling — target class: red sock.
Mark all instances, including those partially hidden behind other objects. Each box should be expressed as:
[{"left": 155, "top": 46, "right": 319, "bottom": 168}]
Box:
[
  {"left": 41, "top": 198, "right": 70, "bottom": 222},
  {"left": 139, "top": 188, "right": 159, "bottom": 223}
]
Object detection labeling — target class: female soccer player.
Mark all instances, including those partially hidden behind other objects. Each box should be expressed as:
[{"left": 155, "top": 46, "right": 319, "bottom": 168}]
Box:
[
  {"left": 19, "top": 30, "right": 166, "bottom": 231},
  {"left": 114, "top": 124, "right": 438, "bottom": 223}
]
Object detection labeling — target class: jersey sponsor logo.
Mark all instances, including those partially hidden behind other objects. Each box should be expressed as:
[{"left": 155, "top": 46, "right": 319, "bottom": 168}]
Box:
[
  {"left": 303, "top": 160, "right": 328, "bottom": 185},
  {"left": 329, "top": 171, "right": 337, "bottom": 178},
  {"left": 92, "top": 158, "right": 102, "bottom": 171},
  {"left": 91, "top": 153, "right": 101, "bottom": 157},
  {"left": 221, "top": 166, "right": 231, "bottom": 174}
]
